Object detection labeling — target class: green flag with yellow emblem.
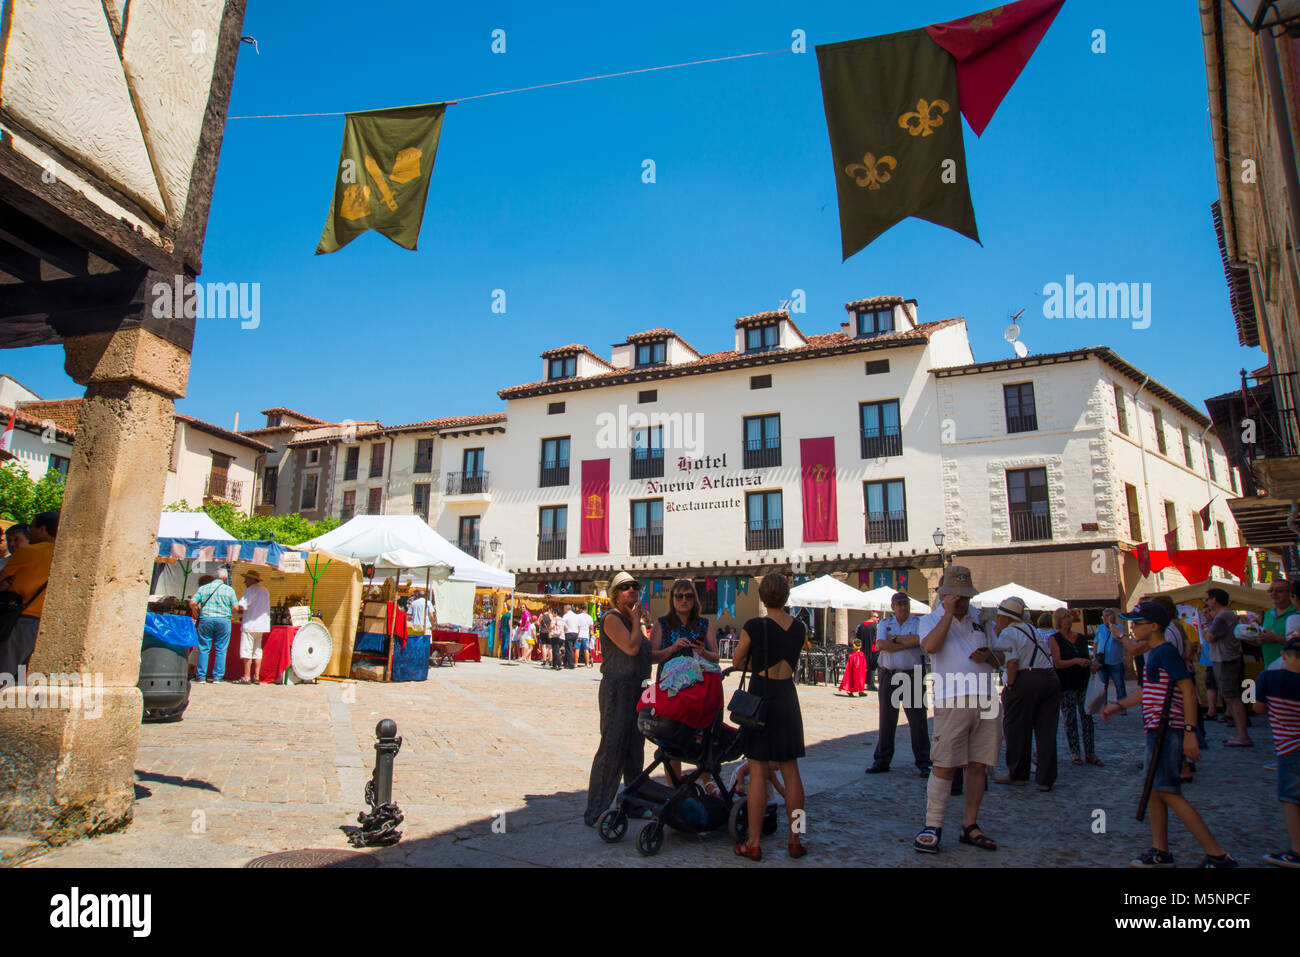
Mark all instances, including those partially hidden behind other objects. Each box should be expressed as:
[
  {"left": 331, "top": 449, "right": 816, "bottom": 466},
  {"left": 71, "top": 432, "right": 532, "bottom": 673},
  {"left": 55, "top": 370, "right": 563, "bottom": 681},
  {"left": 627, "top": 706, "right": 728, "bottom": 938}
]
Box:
[
  {"left": 316, "top": 102, "right": 447, "bottom": 254},
  {"left": 816, "top": 29, "right": 978, "bottom": 261}
]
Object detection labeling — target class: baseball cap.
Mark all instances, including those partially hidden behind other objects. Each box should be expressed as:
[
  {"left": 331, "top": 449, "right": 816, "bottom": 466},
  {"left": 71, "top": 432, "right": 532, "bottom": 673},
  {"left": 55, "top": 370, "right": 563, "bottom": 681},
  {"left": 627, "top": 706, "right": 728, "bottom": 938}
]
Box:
[
  {"left": 1284, "top": 636, "right": 1300, "bottom": 653},
  {"left": 1119, "top": 601, "right": 1172, "bottom": 630}
]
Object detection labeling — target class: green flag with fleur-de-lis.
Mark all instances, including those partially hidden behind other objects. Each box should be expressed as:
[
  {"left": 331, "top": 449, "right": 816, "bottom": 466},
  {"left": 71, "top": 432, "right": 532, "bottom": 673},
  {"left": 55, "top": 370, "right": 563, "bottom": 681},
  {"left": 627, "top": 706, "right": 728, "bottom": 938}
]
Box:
[
  {"left": 816, "top": 28, "right": 979, "bottom": 260},
  {"left": 316, "top": 102, "right": 447, "bottom": 255}
]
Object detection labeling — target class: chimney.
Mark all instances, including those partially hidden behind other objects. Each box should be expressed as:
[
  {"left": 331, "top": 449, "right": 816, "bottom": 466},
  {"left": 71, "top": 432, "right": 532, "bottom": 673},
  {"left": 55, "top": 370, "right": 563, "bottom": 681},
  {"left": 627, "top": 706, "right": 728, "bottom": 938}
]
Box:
[
  {"left": 233, "top": 411, "right": 240, "bottom": 432},
  {"left": 840, "top": 319, "right": 853, "bottom": 336}
]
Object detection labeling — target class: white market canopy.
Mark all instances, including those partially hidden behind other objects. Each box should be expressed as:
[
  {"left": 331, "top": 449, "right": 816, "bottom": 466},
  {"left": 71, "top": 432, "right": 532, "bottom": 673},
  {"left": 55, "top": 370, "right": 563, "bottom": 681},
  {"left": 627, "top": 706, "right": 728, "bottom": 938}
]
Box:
[
  {"left": 855, "top": 585, "right": 930, "bottom": 615},
  {"left": 158, "top": 511, "right": 235, "bottom": 541},
  {"left": 294, "top": 515, "right": 515, "bottom": 590},
  {"left": 970, "top": 582, "right": 1067, "bottom": 612},
  {"left": 788, "top": 575, "right": 877, "bottom": 610}
]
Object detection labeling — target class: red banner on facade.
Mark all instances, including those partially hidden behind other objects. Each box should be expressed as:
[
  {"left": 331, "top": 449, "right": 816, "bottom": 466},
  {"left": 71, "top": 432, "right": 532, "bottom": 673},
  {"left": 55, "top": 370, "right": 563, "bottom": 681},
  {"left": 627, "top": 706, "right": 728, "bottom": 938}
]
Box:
[
  {"left": 1145, "top": 547, "right": 1249, "bottom": 584},
  {"left": 800, "top": 437, "right": 838, "bottom": 542},
  {"left": 580, "top": 459, "right": 610, "bottom": 554}
]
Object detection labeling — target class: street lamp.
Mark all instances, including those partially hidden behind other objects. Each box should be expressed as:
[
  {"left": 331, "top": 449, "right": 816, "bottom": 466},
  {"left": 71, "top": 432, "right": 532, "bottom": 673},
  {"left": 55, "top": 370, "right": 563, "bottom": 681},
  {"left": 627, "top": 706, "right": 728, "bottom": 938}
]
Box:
[
  {"left": 932, "top": 527, "right": 946, "bottom": 567},
  {"left": 489, "top": 537, "right": 501, "bottom": 554},
  {"left": 1229, "top": 0, "right": 1300, "bottom": 34}
]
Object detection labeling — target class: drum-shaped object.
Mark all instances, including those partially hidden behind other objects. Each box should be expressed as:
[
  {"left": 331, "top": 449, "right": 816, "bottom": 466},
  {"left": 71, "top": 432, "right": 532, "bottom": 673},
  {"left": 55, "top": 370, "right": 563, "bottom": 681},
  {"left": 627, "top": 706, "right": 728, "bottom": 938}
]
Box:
[{"left": 291, "top": 620, "right": 333, "bottom": 682}]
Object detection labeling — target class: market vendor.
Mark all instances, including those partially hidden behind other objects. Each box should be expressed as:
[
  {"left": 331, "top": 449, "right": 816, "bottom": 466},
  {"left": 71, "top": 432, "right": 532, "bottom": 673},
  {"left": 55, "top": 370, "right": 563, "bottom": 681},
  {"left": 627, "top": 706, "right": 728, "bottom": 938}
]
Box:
[
  {"left": 235, "top": 570, "right": 271, "bottom": 684},
  {"left": 407, "top": 587, "right": 430, "bottom": 635}
]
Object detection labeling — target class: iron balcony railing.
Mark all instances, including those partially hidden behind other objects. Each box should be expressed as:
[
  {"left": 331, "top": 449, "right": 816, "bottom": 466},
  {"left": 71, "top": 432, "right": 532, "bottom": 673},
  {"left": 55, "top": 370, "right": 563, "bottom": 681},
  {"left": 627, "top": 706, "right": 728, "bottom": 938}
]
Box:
[
  {"left": 860, "top": 428, "right": 903, "bottom": 459},
  {"left": 629, "top": 527, "right": 664, "bottom": 556},
  {"left": 538, "top": 531, "right": 567, "bottom": 560},
  {"left": 457, "top": 538, "right": 483, "bottom": 559},
  {"left": 1006, "top": 413, "right": 1038, "bottom": 434},
  {"left": 630, "top": 448, "right": 664, "bottom": 479},
  {"left": 865, "top": 511, "right": 908, "bottom": 544},
  {"left": 1241, "top": 369, "right": 1300, "bottom": 461},
  {"left": 539, "top": 460, "right": 570, "bottom": 487},
  {"left": 745, "top": 524, "right": 784, "bottom": 551},
  {"left": 743, "top": 439, "right": 781, "bottom": 470},
  {"left": 205, "top": 475, "right": 243, "bottom": 502},
  {"left": 414, "top": 453, "right": 433, "bottom": 474},
  {"left": 260, "top": 483, "right": 276, "bottom": 506},
  {"left": 1009, "top": 510, "right": 1052, "bottom": 542},
  {"left": 446, "top": 470, "right": 490, "bottom": 494},
  {"left": 344, "top": 460, "right": 359, "bottom": 481}
]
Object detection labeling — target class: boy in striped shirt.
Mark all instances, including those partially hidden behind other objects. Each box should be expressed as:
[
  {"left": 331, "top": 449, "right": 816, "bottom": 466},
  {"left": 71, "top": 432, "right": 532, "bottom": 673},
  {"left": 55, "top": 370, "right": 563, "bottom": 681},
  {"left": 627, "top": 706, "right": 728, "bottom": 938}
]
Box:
[
  {"left": 1253, "top": 635, "right": 1300, "bottom": 867},
  {"left": 1101, "top": 602, "right": 1237, "bottom": 868}
]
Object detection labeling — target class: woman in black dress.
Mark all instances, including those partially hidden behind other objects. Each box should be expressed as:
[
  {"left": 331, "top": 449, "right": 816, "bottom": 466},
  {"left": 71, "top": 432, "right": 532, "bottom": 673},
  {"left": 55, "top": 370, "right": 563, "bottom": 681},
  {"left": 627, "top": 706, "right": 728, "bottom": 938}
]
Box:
[
  {"left": 731, "top": 572, "right": 807, "bottom": 861},
  {"left": 1050, "top": 608, "right": 1102, "bottom": 767}
]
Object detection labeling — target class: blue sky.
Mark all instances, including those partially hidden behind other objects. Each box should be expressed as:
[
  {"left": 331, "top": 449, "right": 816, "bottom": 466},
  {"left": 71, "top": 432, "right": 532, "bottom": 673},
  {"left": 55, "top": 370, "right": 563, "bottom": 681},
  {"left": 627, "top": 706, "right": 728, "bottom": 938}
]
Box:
[{"left": 9, "top": 0, "right": 1262, "bottom": 428}]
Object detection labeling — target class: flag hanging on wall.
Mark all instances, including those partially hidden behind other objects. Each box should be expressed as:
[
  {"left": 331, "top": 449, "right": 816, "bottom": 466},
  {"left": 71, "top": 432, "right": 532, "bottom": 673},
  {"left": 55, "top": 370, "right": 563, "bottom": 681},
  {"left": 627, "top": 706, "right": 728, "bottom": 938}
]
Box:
[
  {"left": 816, "top": 0, "right": 1063, "bottom": 259},
  {"left": 800, "top": 437, "right": 838, "bottom": 542},
  {"left": 316, "top": 102, "right": 448, "bottom": 254},
  {"left": 580, "top": 459, "right": 610, "bottom": 554},
  {"left": 718, "top": 577, "right": 736, "bottom": 618}
]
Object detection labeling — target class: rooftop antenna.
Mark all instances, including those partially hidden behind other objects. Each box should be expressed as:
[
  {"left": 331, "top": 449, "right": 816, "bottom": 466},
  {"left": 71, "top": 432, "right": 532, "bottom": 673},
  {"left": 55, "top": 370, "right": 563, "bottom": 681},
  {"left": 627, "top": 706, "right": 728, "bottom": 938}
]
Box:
[
  {"left": 778, "top": 299, "right": 792, "bottom": 312},
  {"left": 1004, "top": 308, "right": 1029, "bottom": 358}
]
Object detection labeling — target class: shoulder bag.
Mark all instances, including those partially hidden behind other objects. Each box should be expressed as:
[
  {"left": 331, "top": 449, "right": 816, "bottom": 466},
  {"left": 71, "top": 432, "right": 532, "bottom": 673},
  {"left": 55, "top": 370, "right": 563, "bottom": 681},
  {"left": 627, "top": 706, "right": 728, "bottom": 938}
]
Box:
[
  {"left": 0, "top": 582, "right": 46, "bottom": 643},
  {"left": 728, "top": 620, "right": 769, "bottom": 728}
]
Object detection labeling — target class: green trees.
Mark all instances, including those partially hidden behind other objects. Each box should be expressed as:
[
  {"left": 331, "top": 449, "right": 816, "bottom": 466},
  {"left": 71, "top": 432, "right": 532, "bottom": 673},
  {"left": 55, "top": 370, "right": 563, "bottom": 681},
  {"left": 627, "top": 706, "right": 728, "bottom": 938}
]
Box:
[
  {"left": 162, "top": 500, "right": 339, "bottom": 545},
  {"left": 0, "top": 462, "right": 65, "bottom": 523}
]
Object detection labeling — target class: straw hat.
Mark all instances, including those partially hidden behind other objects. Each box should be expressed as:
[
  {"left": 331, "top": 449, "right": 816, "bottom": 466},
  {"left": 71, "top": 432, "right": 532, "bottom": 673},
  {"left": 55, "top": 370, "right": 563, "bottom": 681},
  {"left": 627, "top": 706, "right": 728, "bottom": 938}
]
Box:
[
  {"left": 242, "top": 570, "right": 262, "bottom": 583},
  {"left": 935, "top": 565, "right": 977, "bottom": 598},
  {"left": 995, "top": 596, "right": 1027, "bottom": 622},
  {"left": 609, "top": 571, "right": 640, "bottom": 593}
]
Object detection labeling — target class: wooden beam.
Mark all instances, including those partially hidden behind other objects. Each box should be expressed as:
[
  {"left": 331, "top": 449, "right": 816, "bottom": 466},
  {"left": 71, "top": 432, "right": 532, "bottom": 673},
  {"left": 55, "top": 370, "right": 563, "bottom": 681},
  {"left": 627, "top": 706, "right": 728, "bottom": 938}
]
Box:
[{"left": 0, "top": 237, "right": 39, "bottom": 281}]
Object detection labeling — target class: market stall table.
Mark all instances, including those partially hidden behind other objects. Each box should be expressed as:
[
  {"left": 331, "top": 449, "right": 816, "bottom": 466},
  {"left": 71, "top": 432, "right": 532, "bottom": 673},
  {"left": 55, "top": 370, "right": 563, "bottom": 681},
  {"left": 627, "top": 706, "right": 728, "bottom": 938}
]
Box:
[
  {"left": 224, "top": 623, "right": 299, "bottom": 683},
  {"left": 431, "top": 629, "right": 480, "bottom": 662}
]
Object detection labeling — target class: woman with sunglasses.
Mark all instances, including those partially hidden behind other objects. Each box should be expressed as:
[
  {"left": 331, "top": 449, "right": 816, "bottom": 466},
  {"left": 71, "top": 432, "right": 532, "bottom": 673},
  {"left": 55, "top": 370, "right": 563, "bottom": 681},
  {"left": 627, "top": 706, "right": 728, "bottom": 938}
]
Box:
[
  {"left": 584, "top": 571, "right": 653, "bottom": 828},
  {"left": 649, "top": 578, "right": 720, "bottom": 791}
]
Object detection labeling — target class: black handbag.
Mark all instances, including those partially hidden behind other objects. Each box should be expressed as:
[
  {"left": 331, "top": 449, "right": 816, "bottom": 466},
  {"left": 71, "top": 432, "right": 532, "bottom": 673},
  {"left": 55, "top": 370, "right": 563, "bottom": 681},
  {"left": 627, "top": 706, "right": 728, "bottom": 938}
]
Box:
[
  {"left": 0, "top": 582, "right": 45, "bottom": 643},
  {"left": 728, "top": 620, "right": 769, "bottom": 728}
]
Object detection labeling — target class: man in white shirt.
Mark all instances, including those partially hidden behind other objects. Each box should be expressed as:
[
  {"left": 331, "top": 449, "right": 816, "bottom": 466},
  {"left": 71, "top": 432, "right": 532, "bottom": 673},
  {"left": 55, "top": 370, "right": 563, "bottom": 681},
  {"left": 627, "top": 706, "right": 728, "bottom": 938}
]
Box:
[
  {"left": 575, "top": 605, "right": 595, "bottom": 668},
  {"left": 868, "top": 592, "right": 932, "bottom": 775},
  {"left": 913, "top": 565, "right": 1001, "bottom": 856},
  {"left": 561, "top": 603, "right": 582, "bottom": 670},
  {"left": 407, "top": 588, "right": 430, "bottom": 635},
  {"left": 990, "top": 596, "right": 1060, "bottom": 791},
  {"left": 235, "top": 569, "right": 272, "bottom": 684}
]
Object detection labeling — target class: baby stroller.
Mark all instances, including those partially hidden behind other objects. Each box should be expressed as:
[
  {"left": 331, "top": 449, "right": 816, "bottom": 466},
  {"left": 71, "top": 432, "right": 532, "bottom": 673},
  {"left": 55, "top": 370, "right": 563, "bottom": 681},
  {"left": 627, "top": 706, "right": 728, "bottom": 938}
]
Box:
[{"left": 596, "top": 665, "right": 779, "bottom": 856}]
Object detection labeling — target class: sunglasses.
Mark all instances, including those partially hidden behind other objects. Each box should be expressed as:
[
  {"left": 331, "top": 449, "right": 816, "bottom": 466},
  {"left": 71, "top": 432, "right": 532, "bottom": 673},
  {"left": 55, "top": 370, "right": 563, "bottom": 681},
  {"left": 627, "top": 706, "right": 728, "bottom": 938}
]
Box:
[
  {"left": 673, "top": 592, "right": 695, "bottom": 600},
  {"left": 617, "top": 582, "right": 641, "bottom": 593}
]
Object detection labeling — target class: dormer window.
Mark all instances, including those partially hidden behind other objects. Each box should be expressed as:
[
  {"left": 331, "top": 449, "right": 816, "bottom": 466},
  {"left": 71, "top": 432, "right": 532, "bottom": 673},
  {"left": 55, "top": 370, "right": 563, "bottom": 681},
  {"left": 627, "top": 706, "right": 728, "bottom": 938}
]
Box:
[
  {"left": 745, "top": 323, "right": 779, "bottom": 353},
  {"left": 856, "top": 308, "right": 895, "bottom": 338},
  {"left": 268, "top": 414, "right": 282, "bottom": 427},
  {"left": 548, "top": 355, "right": 577, "bottom": 380},
  {"left": 635, "top": 340, "right": 667, "bottom": 367}
]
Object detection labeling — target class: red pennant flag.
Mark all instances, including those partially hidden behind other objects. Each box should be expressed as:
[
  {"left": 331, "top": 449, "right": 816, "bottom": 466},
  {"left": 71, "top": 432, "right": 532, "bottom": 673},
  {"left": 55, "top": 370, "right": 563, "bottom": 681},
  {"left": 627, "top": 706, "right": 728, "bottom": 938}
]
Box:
[
  {"left": 800, "top": 437, "right": 838, "bottom": 542},
  {"left": 1163, "top": 528, "right": 1179, "bottom": 554},
  {"left": 926, "top": 0, "right": 1065, "bottom": 137},
  {"left": 1136, "top": 542, "right": 1151, "bottom": 578},
  {"left": 1199, "top": 499, "right": 1213, "bottom": 531}
]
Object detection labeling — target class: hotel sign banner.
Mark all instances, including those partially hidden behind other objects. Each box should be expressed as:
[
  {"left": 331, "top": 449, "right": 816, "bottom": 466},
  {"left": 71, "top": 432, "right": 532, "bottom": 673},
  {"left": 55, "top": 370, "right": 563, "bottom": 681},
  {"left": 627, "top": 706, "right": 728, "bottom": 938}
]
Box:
[
  {"left": 644, "top": 452, "right": 766, "bottom": 514},
  {"left": 800, "top": 437, "right": 838, "bottom": 542},
  {"left": 581, "top": 459, "right": 610, "bottom": 553}
]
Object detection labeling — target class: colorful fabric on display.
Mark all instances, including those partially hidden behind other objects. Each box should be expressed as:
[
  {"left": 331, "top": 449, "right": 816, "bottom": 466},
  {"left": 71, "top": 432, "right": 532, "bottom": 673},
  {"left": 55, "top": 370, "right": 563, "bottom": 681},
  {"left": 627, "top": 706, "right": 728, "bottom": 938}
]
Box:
[
  {"left": 316, "top": 103, "right": 447, "bottom": 254},
  {"left": 580, "top": 459, "right": 610, "bottom": 553},
  {"left": 717, "top": 577, "right": 736, "bottom": 619},
  {"left": 800, "top": 437, "right": 839, "bottom": 541},
  {"left": 737, "top": 578, "right": 749, "bottom": 595},
  {"left": 897, "top": 570, "right": 909, "bottom": 590},
  {"left": 858, "top": 570, "right": 870, "bottom": 588},
  {"left": 873, "top": 570, "right": 894, "bottom": 589},
  {"left": 815, "top": 0, "right": 1062, "bottom": 259},
  {"left": 652, "top": 580, "right": 663, "bottom": 597},
  {"left": 705, "top": 577, "right": 716, "bottom": 592},
  {"left": 637, "top": 670, "right": 724, "bottom": 729},
  {"left": 794, "top": 574, "right": 813, "bottom": 586}
]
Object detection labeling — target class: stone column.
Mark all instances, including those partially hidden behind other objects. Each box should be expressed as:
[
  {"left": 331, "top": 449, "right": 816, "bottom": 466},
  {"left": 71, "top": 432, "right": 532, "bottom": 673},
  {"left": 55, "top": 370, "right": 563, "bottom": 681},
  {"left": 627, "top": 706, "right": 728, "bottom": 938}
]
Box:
[{"left": 0, "top": 327, "right": 188, "bottom": 842}]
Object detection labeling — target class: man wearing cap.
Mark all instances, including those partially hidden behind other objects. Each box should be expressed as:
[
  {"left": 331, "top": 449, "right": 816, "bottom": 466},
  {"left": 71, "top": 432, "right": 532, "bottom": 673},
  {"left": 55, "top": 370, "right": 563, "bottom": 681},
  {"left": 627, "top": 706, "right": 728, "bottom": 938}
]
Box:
[
  {"left": 235, "top": 569, "right": 271, "bottom": 684},
  {"left": 867, "top": 592, "right": 932, "bottom": 775},
  {"left": 912, "top": 565, "right": 1001, "bottom": 854},
  {"left": 585, "top": 571, "right": 653, "bottom": 827},
  {"left": 1201, "top": 587, "right": 1250, "bottom": 747},
  {"left": 991, "top": 596, "right": 1061, "bottom": 791}
]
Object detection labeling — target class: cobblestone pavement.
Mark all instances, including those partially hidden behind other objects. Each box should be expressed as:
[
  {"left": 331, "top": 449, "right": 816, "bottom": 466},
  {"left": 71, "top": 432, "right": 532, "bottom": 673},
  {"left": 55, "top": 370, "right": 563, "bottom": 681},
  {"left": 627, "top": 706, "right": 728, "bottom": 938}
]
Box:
[{"left": 21, "top": 659, "right": 1285, "bottom": 867}]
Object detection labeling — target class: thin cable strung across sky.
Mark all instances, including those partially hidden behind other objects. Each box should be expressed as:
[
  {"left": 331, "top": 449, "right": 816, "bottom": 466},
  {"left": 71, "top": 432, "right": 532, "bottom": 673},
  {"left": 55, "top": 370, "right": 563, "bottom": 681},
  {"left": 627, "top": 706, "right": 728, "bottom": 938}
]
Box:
[{"left": 227, "top": 48, "right": 792, "bottom": 119}]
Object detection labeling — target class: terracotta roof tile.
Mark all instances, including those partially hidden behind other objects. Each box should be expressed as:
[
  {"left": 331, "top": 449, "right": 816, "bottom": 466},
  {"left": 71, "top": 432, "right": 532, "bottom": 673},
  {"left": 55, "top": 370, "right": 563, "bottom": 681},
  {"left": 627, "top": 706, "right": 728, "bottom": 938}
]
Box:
[
  {"left": 16, "top": 398, "right": 81, "bottom": 433},
  {"left": 500, "top": 318, "right": 962, "bottom": 399},
  {"left": 259, "top": 407, "right": 328, "bottom": 424},
  {"left": 844, "top": 295, "right": 906, "bottom": 311},
  {"left": 176, "top": 415, "right": 274, "bottom": 452},
  {"left": 734, "top": 310, "right": 790, "bottom": 328},
  {"left": 0, "top": 404, "right": 75, "bottom": 442}
]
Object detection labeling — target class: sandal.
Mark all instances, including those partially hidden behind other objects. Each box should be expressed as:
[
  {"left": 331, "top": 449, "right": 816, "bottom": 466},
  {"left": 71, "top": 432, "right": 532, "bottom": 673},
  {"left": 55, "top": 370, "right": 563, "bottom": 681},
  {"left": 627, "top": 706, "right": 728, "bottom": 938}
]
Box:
[
  {"left": 959, "top": 823, "right": 997, "bottom": 851},
  {"left": 733, "top": 843, "right": 761, "bottom": 861},
  {"left": 1086, "top": 755, "right": 1105, "bottom": 767},
  {"left": 788, "top": 839, "right": 808, "bottom": 859},
  {"left": 1071, "top": 754, "right": 1084, "bottom": 766},
  {"left": 913, "top": 826, "right": 941, "bottom": 854}
]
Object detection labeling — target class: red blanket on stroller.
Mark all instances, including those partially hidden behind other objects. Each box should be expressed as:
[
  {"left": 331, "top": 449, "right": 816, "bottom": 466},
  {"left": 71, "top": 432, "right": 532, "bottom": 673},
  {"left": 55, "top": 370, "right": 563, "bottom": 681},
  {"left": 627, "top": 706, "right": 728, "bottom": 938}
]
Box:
[{"left": 637, "top": 670, "right": 723, "bottom": 730}]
